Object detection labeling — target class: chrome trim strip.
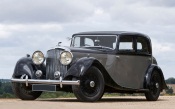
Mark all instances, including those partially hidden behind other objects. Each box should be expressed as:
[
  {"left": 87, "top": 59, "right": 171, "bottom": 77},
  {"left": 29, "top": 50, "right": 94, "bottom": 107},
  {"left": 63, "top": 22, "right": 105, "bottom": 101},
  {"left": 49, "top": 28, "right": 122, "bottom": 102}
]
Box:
[
  {"left": 11, "top": 78, "right": 80, "bottom": 86},
  {"left": 26, "top": 75, "right": 28, "bottom": 86},
  {"left": 60, "top": 76, "right": 63, "bottom": 88}
]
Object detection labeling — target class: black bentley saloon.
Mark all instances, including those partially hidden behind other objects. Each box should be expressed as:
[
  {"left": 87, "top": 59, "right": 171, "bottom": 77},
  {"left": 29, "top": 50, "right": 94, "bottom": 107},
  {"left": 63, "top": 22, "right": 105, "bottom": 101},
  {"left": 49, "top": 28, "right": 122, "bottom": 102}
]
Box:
[{"left": 11, "top": 31, "right": 167, "bottom": 102}]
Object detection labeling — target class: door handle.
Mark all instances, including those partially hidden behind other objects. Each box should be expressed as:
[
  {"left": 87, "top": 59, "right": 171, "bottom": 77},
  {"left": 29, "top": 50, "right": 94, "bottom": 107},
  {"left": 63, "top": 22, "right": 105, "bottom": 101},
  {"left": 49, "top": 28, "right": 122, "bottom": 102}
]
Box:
[
  {"left": 148, "top": 58, "right": 152, "bottom": 61},
  {"left": 116, "top": 56, "right": 120, "bottom": 59}
]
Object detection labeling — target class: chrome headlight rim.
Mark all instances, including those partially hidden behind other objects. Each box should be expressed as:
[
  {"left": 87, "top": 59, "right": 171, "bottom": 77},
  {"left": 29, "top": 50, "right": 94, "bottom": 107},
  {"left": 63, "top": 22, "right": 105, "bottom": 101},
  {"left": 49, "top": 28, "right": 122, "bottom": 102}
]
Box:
[
  {"left": 60, "top": 51, "right": 73, "bottom": 65},
  {"left": 32, "top": 50, "right": 45, "bottom": 65}
]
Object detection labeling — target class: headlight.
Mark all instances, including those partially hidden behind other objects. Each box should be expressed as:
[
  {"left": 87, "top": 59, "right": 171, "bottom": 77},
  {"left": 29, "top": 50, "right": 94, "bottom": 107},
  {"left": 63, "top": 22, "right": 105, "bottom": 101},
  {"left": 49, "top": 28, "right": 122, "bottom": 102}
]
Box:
[
  {"left": 32, "top": 51, "right": 45, "bottom": 65},
  {"left": 60, "top": 51, "right": 73, "bottom": 65}
]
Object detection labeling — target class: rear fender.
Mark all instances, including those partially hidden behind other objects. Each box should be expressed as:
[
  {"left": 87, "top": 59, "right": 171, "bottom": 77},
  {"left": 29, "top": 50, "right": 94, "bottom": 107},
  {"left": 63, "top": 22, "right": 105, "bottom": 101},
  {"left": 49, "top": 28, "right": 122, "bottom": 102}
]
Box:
[{"left": 144, "top": 64, "right": 168, "bottom": 91}]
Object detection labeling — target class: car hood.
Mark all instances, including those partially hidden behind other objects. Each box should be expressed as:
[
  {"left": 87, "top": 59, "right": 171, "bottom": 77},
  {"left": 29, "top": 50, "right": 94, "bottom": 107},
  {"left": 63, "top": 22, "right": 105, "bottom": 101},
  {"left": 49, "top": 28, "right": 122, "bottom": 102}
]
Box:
[
  {"left": 68, "top": 47, "right": 106, "bottom": 54},
  {"left": 49, "top": 46, "right": 115, "bottom": 55}
]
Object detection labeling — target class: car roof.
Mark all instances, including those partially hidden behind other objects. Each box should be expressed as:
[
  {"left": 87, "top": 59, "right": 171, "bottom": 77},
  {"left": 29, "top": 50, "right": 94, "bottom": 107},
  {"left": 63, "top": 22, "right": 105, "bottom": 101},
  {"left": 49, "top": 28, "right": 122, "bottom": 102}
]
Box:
[{"left": 73, "top": 31, "right": 149, "bottom": 39}]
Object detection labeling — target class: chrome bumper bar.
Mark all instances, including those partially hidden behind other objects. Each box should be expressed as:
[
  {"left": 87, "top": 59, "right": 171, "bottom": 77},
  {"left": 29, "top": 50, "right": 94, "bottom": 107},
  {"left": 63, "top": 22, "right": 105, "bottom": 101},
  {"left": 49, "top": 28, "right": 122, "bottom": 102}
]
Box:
[{"left": 11, "top": 76, "right": 80, "bottom": 88}]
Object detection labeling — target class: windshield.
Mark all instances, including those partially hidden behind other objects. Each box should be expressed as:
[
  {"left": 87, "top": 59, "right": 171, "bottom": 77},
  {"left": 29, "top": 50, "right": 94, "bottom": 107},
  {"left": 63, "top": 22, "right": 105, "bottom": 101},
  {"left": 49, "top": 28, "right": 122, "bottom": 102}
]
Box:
[{"left": 71, "top": 35, "right": 117, "bottom": 49}]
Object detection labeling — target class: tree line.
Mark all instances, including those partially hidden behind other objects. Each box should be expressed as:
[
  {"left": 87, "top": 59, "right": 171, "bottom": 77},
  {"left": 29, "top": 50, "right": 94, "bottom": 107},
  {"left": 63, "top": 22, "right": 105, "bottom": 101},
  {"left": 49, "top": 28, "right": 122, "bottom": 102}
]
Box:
[
  {"left": 165, "top": 77, "right": 175, "bottom": 84},
  {"left": 0, "top": 79, "right": 14, "bottom": 98}
]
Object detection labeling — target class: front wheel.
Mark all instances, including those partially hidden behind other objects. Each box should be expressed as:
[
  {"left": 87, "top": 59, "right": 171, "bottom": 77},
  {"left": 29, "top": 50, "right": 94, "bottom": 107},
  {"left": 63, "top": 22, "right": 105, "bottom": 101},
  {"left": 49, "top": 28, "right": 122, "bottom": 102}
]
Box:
[
  {"left": 12, "top": 75, "right": 42, "bottom": 100},
  {"left": 72, "top": 66, "right": 105, "bottom": 102},
  {"left": 145, "top": 71, "right": 161, "bottom": 101}
]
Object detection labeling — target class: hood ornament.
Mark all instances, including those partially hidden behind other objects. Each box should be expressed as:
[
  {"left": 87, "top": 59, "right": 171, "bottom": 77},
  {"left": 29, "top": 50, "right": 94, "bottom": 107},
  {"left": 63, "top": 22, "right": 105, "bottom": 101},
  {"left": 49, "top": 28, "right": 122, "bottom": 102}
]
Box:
[
  {"left": 54, "top": 42, "right": 70, "bottom": 51},
  {"left": 57, "top": 42, "right": 62, "bottom": 46}
]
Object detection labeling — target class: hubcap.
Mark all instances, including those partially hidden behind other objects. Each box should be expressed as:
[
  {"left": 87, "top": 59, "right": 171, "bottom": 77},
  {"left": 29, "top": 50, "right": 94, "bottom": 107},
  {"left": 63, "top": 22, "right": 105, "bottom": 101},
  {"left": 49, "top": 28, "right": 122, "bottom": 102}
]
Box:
[
  {"left": 155, "top": 83, "right": 159, "bottom": 89},
  {"left": 90, "top": 81, "right": 95, "bottom": 87}
]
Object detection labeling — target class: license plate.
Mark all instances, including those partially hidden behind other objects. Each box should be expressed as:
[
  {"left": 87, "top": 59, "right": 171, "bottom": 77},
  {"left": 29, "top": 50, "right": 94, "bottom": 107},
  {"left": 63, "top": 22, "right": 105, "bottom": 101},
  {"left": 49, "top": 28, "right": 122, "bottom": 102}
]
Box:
[{"left": 32, "top": 84, "right": 56, "bottom": 92}]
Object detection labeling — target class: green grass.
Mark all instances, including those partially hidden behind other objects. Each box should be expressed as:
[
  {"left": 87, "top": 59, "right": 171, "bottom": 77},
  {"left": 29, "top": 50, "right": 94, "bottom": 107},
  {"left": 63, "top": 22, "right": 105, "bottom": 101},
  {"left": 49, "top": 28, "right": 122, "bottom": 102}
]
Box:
[
  {"left": 39, "top": 92, "right": 75, "bottom": 98},
  {"left": 0, "top": 93, "right": 15, "bottom": 98}
]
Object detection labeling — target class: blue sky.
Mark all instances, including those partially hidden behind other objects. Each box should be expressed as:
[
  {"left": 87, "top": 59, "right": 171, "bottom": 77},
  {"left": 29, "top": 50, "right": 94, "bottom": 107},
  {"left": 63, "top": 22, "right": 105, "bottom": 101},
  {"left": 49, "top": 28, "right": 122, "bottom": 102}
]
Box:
[{"left": 0, "top": 0, "right": 175, "bottom": 79}]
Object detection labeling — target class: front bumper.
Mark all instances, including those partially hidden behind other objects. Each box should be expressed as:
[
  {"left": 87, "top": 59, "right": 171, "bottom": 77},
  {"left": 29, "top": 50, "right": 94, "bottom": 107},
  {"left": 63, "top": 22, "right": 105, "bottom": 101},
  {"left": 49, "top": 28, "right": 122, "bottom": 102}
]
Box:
[{"left": 11, "top": 76, "right": 80, "bottom": 88}]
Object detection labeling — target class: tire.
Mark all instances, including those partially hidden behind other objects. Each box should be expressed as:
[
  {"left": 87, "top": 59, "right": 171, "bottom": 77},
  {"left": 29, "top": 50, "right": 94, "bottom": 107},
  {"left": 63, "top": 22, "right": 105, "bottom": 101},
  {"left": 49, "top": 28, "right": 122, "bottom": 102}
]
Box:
[
  {"left": 72, "top": 66, "right": 105, "bottom": 102},
  {"left": 12, "top": 77, "right": 42, "bottom": 100},
  {"left": 145, "top": 71, "right": 161, "bottom": 101}
]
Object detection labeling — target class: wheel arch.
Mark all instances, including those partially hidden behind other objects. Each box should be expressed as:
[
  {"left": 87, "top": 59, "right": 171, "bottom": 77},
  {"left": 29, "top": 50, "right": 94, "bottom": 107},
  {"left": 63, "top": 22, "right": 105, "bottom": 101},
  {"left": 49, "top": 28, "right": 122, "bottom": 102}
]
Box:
[
  {"left": 144, "top": 64, "right": 167, "bottom": 91},
  {"left": 12, "top": 57, "right": 46, "bottom": 79}
]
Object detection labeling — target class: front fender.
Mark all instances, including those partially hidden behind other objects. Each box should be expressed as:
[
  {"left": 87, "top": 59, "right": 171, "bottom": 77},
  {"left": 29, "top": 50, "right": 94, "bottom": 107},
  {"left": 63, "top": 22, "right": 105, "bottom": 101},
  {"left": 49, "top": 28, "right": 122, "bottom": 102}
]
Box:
[
  {"left": 144, "top": 64, "right": 167, "bottom": 91},
  {"left": 65, "top": 57, "right": 97, "bottom": 78},
  {"left": 12, "top": 57, "right": 46, "bottom": 79},
  {"left": 65, "top": 57, "right": 121, "bottom": 89}
]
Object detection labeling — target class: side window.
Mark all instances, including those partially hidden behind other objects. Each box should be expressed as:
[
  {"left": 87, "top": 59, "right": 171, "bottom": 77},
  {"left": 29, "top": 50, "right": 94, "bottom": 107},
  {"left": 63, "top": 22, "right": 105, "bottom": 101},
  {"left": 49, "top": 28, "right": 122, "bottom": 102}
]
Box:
[
  {"left": 136, "top": 36, "right": 151, "bottom": 54},
  {"left": 118, "top": 36, "right": 135, "bottom": 53},
  {"left": 84, "top": 38, "right": 94, "bottom": 46},
  {"left": 137, "top": 42, "right": 142, "bottom": 50},
  {"left": 119, "top": 42, "right": 133, "bottom": 50}
]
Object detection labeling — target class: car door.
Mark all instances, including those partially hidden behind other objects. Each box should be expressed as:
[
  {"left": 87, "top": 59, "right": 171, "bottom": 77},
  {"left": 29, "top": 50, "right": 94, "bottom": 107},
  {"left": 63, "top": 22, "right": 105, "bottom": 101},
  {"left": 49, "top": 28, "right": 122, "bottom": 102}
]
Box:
[{"left": 113, "top": 35, "right": 152, "bottom": 89}]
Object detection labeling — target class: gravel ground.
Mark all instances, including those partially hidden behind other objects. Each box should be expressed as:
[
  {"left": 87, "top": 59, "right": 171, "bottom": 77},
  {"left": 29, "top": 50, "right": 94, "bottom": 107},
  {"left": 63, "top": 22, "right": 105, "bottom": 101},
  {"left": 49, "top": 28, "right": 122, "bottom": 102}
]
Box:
[{"left": 0, "top": 96, "right": 174, "bottom": 109}]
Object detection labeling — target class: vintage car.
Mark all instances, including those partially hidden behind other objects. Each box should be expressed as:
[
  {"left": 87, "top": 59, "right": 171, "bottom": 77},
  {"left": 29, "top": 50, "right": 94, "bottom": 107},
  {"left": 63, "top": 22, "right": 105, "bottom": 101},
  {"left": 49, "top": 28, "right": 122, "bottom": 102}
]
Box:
[{"left": 11, "top": 31, "right": 167, "bottom": 102}]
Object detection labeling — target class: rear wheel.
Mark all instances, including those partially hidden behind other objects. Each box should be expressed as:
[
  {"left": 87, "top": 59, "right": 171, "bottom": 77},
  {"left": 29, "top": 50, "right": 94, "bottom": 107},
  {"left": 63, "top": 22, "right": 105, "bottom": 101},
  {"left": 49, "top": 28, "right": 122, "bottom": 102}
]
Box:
[
  {"left": 145, "top": 71, "right": 161, "bottom": 101},
  {"left": 72, "top": 66, "right": 105, "bottom": 102},
  {"left": 12, "top": 75, "right": 42, "bottom": 100}
]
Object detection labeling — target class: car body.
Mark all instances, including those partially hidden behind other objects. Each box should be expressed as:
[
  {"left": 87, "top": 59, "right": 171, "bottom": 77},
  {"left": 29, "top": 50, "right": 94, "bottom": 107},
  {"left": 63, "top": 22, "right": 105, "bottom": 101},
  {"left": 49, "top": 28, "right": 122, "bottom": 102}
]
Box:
[{"left": 11, "top": 31, "right": 167, "bottom": 102}]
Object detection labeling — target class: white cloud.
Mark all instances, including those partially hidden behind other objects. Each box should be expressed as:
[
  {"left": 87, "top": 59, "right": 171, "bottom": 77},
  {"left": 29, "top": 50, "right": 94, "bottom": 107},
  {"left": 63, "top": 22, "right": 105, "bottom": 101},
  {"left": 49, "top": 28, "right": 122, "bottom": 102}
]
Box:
[
  {"left": 0, "top": 23, "right": 63, "bottom": 33},
  {"left": 0, "top": 0, "right": 94, "bottom": 23},
  {"left": 107, "top": 2, "right": 175, "bottom": 26},
  {"left": 0, "top": 31, "right": 10, "bottom": 39},
  {"left": 152, "top": 39, "right": 174, "bottom": 54},
  {"left": 94, "top": 8, "right": 104, "bottom": 15}
]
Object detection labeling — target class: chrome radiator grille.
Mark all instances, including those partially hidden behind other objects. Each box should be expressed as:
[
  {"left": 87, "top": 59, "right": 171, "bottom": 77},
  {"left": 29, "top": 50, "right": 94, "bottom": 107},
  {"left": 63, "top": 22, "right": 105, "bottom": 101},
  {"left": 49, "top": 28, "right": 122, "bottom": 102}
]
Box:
[{"left": 46, "top": 49, "right": 67, "bottom": 79}]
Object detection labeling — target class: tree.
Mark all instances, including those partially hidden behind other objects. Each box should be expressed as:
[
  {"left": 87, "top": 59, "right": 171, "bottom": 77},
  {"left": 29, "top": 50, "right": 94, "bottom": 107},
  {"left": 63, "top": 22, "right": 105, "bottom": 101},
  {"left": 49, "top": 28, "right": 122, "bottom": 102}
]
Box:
[
  {"left": 0, "top": 80, "right": 2, "bottom": 87},
  {"left": 0, "top": 80, "right": 14, "bottom": 95},
  {"left": 165, "top": 86, "right": 174, "bottom": 95},
  {"left": 166, "top": 77, "right": 175, "bottom": 84}
]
